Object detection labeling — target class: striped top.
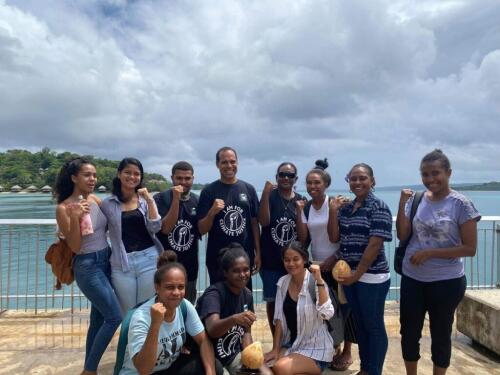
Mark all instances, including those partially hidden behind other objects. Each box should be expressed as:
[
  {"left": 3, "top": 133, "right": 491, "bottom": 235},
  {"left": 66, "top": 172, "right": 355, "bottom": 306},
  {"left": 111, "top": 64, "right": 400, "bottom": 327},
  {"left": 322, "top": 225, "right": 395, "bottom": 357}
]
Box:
[
  {"left": 338, "top": 192, "right": 393, "bottom": 274},
  {"left": 274, "top": 270, "right": 334, "bottom": 362}
]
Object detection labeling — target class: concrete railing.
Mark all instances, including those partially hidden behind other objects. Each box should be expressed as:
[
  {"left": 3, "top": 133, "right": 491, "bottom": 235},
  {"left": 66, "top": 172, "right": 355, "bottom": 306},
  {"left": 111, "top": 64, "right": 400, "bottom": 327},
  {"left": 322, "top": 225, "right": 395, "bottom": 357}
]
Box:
[{"left": 1, "top": 218, "right": 499, "bottom": 314}]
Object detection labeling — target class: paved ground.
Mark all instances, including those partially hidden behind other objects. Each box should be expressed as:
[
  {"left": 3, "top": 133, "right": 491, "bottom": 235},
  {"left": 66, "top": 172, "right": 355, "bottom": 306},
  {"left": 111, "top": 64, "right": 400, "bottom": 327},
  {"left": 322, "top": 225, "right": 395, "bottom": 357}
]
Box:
[{"left": 0, "top": 302, "right": 499, "bottom": 374}]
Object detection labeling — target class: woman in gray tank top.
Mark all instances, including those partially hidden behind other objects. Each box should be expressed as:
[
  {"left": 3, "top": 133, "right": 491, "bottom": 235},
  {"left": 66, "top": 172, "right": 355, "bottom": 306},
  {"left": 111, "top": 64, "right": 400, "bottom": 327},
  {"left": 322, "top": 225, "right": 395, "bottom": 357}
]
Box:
[{"left": 54, "top": 157, "right": 122, "bottom": 375}]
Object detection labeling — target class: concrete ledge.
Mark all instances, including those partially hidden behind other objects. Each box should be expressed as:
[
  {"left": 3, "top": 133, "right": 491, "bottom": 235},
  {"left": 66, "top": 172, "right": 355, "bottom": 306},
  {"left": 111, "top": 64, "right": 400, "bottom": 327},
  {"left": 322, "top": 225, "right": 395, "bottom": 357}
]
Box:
[{"left": 457, "top": 289, "right": 500, "bottom": 355}]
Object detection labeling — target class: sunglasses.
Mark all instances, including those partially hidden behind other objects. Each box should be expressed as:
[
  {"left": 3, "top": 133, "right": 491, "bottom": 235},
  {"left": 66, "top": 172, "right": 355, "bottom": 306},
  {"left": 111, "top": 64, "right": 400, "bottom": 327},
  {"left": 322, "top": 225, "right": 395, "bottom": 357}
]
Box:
[{"left": 278, "top": 172, "right": 297, "bottom": 179}]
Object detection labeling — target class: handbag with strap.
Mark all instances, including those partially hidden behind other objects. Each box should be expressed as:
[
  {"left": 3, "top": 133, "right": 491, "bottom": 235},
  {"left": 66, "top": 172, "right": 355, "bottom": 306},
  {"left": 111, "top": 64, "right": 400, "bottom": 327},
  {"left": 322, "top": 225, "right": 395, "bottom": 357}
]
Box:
[
  {"left": 45, "top": 237, "right": 75, "bottom": 290},
  {"left": 394, "top": 191, "right": 424, "bottom": 275}
]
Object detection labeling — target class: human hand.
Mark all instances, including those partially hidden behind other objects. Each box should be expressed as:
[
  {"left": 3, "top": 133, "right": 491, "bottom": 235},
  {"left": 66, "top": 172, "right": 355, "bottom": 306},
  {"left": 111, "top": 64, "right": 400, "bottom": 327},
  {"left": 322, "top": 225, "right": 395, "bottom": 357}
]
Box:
[
  {"left": 137, "top": 187, "right": 151, "bottom": 201},
  {"left": 150, "top": 302, "right": 166, "bottom": 326},
  {"left": 337, "top": 271, "right": 360, "bottom": 286},
  {"left": 264, "top": 349, "right": 279, "bottom": 364},
  {"left": 209, "top": 199, "right": 225, "bottom": 216},
  {"left": 410, "top": 249, "right": 431, "bottom": 265},
  {"left": 172, "top": 185, "right": 184, "bottom": 200},
  {"left": 252, "top": 253, "right": 261, "bottom": 275},
  {"left": 296, "top": 200, "right": 305, "bottom": 212},
  {"left": 308, "top": 264, "right": 324, "bottom": 283},
  {"left": 233, "top": 310, "right": 257, "bottom": 329},
  {"left": 320, "top": 256, "right": 337, "bottom": 273},
  {"left": 330, "top": 195, "right": 350, "bottom": 211},
  {"left": 66, "top": 201, "right": 88, "bottom": 219},
  {"left": 400, "top": 189, "right": 414, "bottom": 205},
  {"left": 263, "top": 181, "right": 277, "bottom": 194}
]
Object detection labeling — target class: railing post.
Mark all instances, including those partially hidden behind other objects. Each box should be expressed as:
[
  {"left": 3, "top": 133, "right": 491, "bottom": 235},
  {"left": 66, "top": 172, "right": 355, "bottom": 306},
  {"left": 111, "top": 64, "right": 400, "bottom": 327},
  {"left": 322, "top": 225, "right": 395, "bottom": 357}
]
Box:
[{"left": 496, "top": 224, "right": 500, "bottom": 288}]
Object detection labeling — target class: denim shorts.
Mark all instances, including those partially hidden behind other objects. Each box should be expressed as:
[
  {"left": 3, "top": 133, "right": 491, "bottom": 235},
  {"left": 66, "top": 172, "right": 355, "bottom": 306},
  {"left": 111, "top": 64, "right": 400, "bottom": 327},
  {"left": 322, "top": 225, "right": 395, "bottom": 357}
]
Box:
[{"left": 260, "top": 269, "right": 286, "bottom": 302}]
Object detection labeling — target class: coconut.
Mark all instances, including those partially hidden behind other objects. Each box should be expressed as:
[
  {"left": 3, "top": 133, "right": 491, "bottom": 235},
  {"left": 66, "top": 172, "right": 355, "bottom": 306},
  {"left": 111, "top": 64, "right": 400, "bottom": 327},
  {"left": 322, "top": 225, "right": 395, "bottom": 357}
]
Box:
[
  {"left": 332, "top": 260, "right": 352, "bottom": 281},
  {"left": 241, "top": 341, "right": 264, "bottom": 369}
]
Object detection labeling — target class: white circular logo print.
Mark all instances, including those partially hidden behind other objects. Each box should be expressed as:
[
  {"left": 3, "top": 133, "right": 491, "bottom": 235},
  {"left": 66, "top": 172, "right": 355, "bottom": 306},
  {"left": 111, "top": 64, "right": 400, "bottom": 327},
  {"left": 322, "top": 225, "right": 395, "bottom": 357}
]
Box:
[
  {"left": 271, "top": 217, "right": 297, "bottom": 247},
  {"left": 219, "top": 205, "right": 246, "bottom": 236},
  {"left": 216, "top": 325, "right": 244, "bottom": 358},
  {"left": 168, "top": 219, "right": 194, "bottom": 252}
]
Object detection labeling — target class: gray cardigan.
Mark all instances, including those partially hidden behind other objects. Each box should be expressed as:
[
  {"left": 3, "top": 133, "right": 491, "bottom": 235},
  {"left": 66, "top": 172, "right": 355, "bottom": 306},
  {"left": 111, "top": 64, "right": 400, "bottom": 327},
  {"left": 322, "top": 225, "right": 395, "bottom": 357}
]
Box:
[{"left": 100, "top": 195, "right": 163, "bottom": 272}]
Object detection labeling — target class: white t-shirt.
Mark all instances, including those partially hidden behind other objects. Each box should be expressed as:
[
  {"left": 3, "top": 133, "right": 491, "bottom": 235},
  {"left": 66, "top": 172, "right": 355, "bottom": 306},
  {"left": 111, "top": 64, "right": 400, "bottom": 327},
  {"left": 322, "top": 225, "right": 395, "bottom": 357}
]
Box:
[
  {"left": 301, "top": 195, "right": 340, "bottom": 262},
  {"left": 120, "top": 297, "right": 204, "bottom": 375}
]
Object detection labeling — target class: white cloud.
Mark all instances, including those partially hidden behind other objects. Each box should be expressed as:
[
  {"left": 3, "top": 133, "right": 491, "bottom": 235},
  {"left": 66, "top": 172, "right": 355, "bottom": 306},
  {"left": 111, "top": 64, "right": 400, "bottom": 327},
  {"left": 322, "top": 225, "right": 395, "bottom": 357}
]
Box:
[{"left": 0, "top": 0, "right": 499, "bottom": 187}]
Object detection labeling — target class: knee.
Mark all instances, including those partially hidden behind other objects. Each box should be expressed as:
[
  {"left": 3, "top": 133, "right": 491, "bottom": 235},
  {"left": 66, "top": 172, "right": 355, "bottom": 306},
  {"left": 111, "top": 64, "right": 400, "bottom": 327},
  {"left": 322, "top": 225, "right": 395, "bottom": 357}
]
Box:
[{"left": 272, "top": 357, "right": 291, "bottom": 375}]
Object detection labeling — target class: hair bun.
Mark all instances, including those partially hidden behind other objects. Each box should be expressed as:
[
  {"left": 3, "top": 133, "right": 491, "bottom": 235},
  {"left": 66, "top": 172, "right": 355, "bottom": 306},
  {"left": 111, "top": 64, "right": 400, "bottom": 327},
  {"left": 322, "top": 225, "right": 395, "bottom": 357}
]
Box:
[
  {"left": 314, "top": 158, "right": 329, "bottom": 171},
  {"left": 157, "top": 250, "right": 178, "bottom": 268}
]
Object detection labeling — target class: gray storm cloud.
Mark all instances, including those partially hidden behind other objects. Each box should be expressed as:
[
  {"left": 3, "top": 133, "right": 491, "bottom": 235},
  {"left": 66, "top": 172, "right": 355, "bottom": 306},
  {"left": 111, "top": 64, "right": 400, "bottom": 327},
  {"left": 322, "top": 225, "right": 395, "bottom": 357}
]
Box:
[{"left": 0, "top": 0, "right": 499, "bottom": 186}]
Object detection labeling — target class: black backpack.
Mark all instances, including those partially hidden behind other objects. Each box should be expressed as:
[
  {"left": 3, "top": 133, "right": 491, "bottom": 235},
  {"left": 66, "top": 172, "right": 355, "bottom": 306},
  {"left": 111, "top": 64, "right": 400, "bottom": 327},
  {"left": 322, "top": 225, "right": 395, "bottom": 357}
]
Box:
[
  {"left": 394, "top": 191, "right": 424, "bottom": 275},
  {"left": 307, "top": 274, "right": 344, "bottom": 345}
]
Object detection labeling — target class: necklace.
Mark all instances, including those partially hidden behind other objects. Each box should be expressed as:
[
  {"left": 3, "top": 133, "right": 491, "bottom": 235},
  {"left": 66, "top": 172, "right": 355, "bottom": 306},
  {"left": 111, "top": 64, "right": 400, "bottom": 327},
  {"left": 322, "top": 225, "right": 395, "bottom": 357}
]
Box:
[{"left": 278, "top": 190, "right": 295, "bottom": 212}]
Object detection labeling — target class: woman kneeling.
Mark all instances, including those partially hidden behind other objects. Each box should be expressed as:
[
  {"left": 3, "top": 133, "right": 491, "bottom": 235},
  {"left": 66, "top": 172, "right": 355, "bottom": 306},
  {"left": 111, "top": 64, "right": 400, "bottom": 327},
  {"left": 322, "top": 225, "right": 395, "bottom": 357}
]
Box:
[
  {"left": 119, "top": 250, "right": 223, "bottom": 375},
  {"left": 265, "top": 241, "right": 334, "bottom": 375}
]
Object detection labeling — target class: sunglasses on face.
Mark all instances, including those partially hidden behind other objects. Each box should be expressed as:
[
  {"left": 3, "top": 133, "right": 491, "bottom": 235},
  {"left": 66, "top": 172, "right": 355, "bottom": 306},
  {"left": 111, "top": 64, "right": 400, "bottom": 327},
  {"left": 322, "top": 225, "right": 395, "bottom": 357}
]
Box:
[{"left": 278, "top": 172, "right": 296, "bottom": 179}]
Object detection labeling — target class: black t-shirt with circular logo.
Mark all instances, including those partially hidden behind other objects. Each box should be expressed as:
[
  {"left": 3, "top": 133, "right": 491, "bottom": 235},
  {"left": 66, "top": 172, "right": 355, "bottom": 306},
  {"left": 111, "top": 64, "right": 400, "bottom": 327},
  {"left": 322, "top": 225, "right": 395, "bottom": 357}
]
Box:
[
  {"left": 260, "top": 190, "right": 306, "bottom": 272},
  {"left": 196, "top": 281, "right": 254, "bottom": 366},
  {"left": 154, "top": 190, "right": 199, "bottom": 281},
  {"left": 197, "top": 180, "right": 259, "bottom": 275}
]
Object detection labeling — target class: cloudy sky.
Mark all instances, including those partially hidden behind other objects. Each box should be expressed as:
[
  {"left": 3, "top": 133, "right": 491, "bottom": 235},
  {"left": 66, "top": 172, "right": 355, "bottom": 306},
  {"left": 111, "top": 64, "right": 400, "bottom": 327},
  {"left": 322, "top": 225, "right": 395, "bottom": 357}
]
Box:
[{"left": 1, "top": 0, "right": 499, "bottom": 189}]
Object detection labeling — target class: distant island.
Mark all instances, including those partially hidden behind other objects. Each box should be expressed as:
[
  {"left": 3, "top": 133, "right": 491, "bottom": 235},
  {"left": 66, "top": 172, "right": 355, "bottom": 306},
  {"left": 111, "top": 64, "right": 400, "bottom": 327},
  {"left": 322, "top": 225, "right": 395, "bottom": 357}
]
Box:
[
  {"left": 0, "top": 148, "right": 205, "bottom": 193},
  {"left": 376, "top": 182, "right": 500, "bottom": 192}
]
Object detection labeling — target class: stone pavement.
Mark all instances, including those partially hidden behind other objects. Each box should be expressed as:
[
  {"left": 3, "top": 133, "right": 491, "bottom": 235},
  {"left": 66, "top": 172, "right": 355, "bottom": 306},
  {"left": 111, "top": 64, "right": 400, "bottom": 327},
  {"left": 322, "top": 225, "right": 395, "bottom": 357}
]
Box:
[{"left": 0, "top": 302, "right": 499, "bottom": 374}]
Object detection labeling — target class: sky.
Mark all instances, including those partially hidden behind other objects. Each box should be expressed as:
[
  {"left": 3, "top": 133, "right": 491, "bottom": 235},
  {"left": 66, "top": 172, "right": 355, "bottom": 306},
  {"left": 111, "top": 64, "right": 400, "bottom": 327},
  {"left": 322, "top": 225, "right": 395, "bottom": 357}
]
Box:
[{"left": 0, "top": 0, "right": 499, "bottom": 189}]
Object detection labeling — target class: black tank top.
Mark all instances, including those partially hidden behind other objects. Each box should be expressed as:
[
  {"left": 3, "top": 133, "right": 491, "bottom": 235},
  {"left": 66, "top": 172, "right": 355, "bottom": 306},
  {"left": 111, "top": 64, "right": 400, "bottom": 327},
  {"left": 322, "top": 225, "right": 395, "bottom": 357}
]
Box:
[
  {"left": 283, "top": 290, "right": 298, "bottom": 344},
  {"left": 121, "top": 208, "right": 154, "bottom": 253}
]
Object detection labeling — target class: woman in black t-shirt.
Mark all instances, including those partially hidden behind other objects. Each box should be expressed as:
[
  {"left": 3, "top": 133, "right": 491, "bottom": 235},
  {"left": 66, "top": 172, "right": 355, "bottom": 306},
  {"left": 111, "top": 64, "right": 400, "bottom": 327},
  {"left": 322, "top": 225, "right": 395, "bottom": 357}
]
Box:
[
  {"left": 258, "top": 162, "right": 305, "bottom": 335},
  {"left": 197, "top": 243, "right": 270, "bottom": 374}
]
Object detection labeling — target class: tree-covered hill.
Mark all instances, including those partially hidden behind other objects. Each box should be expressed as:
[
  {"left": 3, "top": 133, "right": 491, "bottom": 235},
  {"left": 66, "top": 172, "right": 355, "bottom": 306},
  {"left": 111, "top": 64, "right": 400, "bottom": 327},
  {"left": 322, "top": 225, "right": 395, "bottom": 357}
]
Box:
[{"left": 0, "top": 148, "right": 171, "bottom": 192}]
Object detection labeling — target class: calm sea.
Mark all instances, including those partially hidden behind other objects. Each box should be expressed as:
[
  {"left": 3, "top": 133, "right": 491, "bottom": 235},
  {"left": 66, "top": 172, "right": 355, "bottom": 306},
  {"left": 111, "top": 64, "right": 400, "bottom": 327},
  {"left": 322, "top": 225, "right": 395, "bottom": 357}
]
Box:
[{"left": 1, "top": 190, "right": 498, "bottom": 308}]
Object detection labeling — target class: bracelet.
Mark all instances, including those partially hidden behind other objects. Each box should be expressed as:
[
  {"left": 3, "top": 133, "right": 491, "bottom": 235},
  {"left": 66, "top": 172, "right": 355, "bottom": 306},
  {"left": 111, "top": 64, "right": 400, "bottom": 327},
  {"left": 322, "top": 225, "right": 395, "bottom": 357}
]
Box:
[{"left": 316, "top": 283, "right": 325, "bottom": 287}]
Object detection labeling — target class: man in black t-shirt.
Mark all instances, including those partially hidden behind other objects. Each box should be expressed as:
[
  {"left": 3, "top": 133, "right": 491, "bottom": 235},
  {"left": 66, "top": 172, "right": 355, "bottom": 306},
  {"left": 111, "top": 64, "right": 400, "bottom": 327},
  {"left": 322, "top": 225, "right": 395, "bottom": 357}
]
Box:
[
  {"left": 154, "top": 161, "right": 199, "bottom": 303},
  {"left": 197, "top": 147, "right": 261, "bottom": 286}
]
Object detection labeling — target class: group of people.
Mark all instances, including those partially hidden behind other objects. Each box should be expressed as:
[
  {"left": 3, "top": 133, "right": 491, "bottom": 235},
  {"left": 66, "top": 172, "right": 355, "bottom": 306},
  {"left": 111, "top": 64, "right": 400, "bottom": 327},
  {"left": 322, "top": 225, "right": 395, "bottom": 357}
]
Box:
[{"left": 53, "top": 146, "right": 480, "bottom": 375}]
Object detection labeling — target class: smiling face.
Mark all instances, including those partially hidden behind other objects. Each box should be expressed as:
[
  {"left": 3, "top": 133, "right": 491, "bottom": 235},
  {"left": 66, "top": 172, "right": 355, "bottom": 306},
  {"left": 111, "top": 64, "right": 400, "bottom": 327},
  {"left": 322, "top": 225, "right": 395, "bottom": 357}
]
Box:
[
  {"left": 71, "top": 163, "right": 97, "bottom": 194},
  {"left": 172, "top": 169, "right": 194, "bottom": 193},
  {"left": 155, "top": 268, "right": 186, "bottom": 310},
  {"left": 348, "top": 166, "right": 374, "bottom": 199},
  {"left": 216, "top": 149, "right": 238, "bottom": 183},
  {"left": 224, "top": 256, "right": 251, "bottom": 290},
  {"left": 276, "top": 164, "right": 297, "bottom": 191},
  {"left": 118, "top": 163, "right": 142, "bottom": 191},
  {"left": 306, "top": 172, "right": 327, "bottom": 199},
  {"left": 420, "top": 160, "right": 451, "bottom": 196},
  {"left": 283, "top": 248, "right": 306, "bottom": 276}
]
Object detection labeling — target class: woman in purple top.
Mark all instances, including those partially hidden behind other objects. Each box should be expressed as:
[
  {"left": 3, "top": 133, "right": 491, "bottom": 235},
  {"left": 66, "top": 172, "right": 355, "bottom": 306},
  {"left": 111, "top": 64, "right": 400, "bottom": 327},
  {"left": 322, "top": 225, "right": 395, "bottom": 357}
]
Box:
[
  {"left": 396, "top": 149, "right": 480, "bottom": 375},
  {"left": 54, "top": 157, "right": 121, "bottom": 375}
]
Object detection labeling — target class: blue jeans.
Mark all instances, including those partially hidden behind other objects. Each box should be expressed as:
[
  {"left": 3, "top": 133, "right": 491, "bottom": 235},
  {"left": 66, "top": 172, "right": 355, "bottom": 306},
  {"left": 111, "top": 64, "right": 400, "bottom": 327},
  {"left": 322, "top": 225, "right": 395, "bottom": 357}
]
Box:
[
  {"left": 73, "top": 247, "right": 122, "bottom": 372},
  {"left": 344, "top": 280, "right": 390, "bottom": 375},
  {"left": 111, "top": 245, "right": 158, "bottom": 314}
]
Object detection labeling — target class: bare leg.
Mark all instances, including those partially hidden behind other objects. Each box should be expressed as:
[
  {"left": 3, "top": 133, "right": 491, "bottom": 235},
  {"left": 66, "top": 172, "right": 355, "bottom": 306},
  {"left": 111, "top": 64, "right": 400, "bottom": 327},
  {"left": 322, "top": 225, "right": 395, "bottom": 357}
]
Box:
[
  {"left": 404, "top": 360, "right": 418, "bottom": 375},
  {"left": 433, "top": 365, "right": 447, "bottom": 375},
  {"left": 272, "top": 353, "right": 321, "bottom": 375},
  {"left": 266, "top": 301, "right": 275, "bottom": 335}
]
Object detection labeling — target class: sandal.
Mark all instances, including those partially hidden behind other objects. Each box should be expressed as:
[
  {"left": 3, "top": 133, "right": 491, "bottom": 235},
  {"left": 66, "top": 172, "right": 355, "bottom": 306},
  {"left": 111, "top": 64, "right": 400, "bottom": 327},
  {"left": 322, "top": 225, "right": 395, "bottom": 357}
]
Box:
[{"left": 330, "top": 354, "right": 353, "bottom": 371}]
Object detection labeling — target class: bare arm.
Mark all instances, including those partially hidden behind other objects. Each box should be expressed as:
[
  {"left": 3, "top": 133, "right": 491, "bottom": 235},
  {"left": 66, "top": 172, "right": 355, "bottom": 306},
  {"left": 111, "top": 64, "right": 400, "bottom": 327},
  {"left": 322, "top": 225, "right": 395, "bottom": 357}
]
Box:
[
  {"left": 258, "top": 181, "right": 275, "bottom": 227},
  {"left": 295, "top": 201, "right": 308, "bottom": 246},
  {"left": 396, "top": 189, "right": 413, "bottom": 241},
  {"left": 242, "top": 331, "right": 253, "bottom": 348},
  {"left": 198, "top": 199, "right": 225, "bottom": 235},
  {"left": 204, "top": 311, "right": 256, "bottom": 338},
  {"left": 251, "top": 217, "right": 261, "bottom": 274},
  {"left": 192, "top": 331, "right": 217, "bottom": 375},
  {"left": 132, "top": 303, "right": 164, "bottom": 375},
  {"left": 161, "top": 187, "right": 182, "bottom": 235},
  {"left": 410, "top": 220, "right": 478, "bottom": 265},
  {"left": 56, "top": 203, "right": 85, "bottom": 253}
]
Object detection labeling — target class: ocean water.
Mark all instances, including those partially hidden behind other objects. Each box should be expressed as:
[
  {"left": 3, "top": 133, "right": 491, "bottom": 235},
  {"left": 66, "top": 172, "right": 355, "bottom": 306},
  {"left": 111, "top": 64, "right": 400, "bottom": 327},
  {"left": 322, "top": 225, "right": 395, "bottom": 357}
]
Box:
[{"left": 1, "top": 190, "right": 499, "bottom": 309}]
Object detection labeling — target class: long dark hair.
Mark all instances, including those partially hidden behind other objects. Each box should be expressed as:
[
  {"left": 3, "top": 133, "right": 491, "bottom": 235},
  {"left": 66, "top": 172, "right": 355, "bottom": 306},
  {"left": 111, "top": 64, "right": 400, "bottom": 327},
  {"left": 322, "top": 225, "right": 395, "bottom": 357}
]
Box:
[
  {"left": 53, "top": 156, "right": 95, "bottom": 203},
  {"left": 112, "top": 157, "right": 144, "bottom": 202}
]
